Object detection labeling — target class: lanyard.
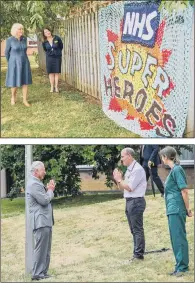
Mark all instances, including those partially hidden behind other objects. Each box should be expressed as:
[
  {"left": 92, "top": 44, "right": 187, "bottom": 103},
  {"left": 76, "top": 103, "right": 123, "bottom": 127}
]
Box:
[{"left": 127, "top": 161, "right": 137, "bottom": 173}]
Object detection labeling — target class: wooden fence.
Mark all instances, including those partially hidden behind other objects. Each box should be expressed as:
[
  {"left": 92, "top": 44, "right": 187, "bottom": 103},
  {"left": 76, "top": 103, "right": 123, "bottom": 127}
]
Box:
[
  {"left": 37, "top": 1, "right": 120, "bottom": 100},
  {"left": 62, "top": 11, "right": 101, "bottom": 99},
  {"left": 38, "top": 11, "right": 101, "bottom": 99}
]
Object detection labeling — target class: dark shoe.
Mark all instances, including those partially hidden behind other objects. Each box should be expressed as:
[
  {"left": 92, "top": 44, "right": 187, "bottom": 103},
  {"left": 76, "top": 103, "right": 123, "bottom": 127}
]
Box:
[
  {"left": 31, "top": 276, "right": 45, "bottom": 281},
  {"left": 44, "top": 274, "right": 51, "bottom": 278},
  {"left": 129, "top": 256, "right": 144, "bottom": 262},
  {"left": 169, "top": 271, "right": 185, "bottom": 277},
  {"left": 169, "top": 270, "right": 177, "bottom": 276},
  {"left": 175, "top": 271, "right": 185, "bottom": 277}
]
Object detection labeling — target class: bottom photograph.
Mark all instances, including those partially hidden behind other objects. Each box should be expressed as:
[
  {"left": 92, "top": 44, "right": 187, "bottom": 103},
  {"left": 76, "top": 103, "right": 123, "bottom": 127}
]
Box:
[{"left": 1, "top": 144, "right": 194, "bottom": 282}]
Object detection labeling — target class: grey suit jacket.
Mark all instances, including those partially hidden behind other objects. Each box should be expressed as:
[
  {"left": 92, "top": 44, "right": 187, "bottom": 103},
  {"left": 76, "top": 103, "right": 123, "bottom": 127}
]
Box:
[{"left": 26, "top": 174, "right": 54, "bottom": 231}]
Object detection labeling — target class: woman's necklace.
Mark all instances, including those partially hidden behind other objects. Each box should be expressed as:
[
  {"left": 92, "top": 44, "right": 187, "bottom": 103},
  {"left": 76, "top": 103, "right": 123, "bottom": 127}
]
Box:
[{"left": 47, "top": 36, "right": 53, "bottom": 46}]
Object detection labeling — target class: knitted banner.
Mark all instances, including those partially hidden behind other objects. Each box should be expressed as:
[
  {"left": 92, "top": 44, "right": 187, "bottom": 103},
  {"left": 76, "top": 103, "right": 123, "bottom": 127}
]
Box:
[{"left": 98, "top": 1, "right": 193, "bottom": 137}]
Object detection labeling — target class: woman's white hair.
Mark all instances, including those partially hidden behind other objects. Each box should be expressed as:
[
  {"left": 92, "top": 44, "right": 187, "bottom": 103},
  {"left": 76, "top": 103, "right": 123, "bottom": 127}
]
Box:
[
  {"left": 30, "top": 161, "right": 44, "bottom": 173},
  {"left": 11, "top": 23, "right": 24, "bottom": 37}
]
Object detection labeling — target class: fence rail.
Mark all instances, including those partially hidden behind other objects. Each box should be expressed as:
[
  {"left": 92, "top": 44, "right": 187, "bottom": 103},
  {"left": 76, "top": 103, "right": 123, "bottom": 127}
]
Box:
[{"left": 68, "top": 1, "right": 121, "bottom": 18}]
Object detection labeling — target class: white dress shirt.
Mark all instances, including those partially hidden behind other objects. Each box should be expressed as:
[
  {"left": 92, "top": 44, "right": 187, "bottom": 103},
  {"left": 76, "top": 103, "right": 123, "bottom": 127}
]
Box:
[{"left": 123, "top": 160, "right": 147, "bottom": 198}]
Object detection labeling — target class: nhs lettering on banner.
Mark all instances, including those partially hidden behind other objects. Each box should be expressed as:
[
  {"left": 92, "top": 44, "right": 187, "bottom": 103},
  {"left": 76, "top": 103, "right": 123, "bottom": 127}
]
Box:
[{"left": 122, "top": 2, "right": 160, "bottom": 47}]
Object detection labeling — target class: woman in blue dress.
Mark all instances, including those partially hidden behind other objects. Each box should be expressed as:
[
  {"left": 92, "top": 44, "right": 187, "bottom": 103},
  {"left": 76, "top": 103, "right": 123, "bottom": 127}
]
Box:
[
  {"left": 159, "top": 146, "right": 192, "bottom": 277},
  {"left": 42, "top": 27, "right": 63, "bottom": 93},
  {"left": 5, "top": 23, "right": 32, "bottom": 107}
]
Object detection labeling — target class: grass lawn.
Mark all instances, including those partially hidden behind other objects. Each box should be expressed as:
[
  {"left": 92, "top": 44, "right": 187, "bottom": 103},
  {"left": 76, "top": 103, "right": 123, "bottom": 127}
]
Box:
[
  {"left": 1, "top": 56, "right": 139, "bottom": 138},
  {"left": 1, "top": 190, "right": 194, "bottom": 282}
]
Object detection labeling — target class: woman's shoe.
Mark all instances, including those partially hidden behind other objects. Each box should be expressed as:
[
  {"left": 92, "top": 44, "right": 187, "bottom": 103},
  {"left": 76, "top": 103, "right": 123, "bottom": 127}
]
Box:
[
  {"left": 169, "top": 271, "right": 177, "bottom": 276},
  {"left": 169, "top": 270, "right": 185, "bottom": 277},
  {"left": 23, "top": 101, "right": 31, "bottom": 107},
  {"left": 175, "top": 271, "right": 185, "bottom": 277},
  {"left": 55, "top": 88, "right": 59, "bottom": 93},
  {"left": 11, "top": 99, "right": 16, "bottom": 105}
]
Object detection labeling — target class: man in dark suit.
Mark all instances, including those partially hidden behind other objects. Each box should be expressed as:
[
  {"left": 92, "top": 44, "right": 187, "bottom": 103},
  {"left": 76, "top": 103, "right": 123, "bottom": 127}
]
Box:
[
  {"left": 140, "top": 145, "right": 164, "bottom": 196},
  {"left": 26, "top": 161, "right": 55, "bottom": 281}
]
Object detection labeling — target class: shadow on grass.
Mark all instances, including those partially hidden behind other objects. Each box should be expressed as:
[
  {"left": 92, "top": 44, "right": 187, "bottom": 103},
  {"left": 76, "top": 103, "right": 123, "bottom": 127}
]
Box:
[
  {"left": 1, "top": 193, "right": 123, "bottom": 217},
  {"left": 52, "top": 190, "right": 164, "bottom": 210},
  {"left": 2, "top": 190, "right": 170, "bottom": 218},
  {"left": 53, "top": 193, "right": 123, "bottom": 209}
]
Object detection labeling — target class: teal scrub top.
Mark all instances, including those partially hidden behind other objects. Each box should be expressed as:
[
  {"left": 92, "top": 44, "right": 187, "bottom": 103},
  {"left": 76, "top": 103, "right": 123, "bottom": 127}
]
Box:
[{"left": 165, "top": 164, "right": 187, "bottom": 216}]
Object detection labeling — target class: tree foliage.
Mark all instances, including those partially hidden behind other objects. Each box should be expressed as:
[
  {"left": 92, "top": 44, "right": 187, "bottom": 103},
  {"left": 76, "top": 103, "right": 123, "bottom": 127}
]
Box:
[
  {"left": 159, "top": 0, "right": 194, "bottom": 12},
  {"left": 1, "top": 0, "right": 81, "bottom": 40},
  {"left": 1, "top": 144, "right": 193, "bottom": 200},
  {"left": 92, "top": 145, "right": 140, "bottom": 188},
  {"left": 33, "top": 145, "right": 91, "bottom": 197},
  {"left": 1, "top": 145, "right": 25, "bottom": 200},
  {"left": 1, "top": 0, "right": 193, "bottom": 40}
]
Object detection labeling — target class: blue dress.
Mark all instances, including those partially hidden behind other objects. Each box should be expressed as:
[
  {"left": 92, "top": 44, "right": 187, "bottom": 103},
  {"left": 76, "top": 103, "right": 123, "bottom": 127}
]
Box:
[{"left": 5, "top": 36, "right": 32, "bottom": 87}]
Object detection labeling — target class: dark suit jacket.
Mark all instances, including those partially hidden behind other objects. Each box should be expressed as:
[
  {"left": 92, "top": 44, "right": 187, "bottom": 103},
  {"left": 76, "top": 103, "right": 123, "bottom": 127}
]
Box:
[
  {"left": 42, "top": 35, "right": 63, "bottom": 57},
  {"left": 140, "top": 145, "right": 161, "bottom": 167}
]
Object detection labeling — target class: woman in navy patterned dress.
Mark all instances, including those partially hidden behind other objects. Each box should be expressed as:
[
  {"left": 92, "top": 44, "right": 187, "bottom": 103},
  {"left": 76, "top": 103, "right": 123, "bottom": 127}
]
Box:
[{"left": 5, "top": 23, "right": 32, "bottom": 107}]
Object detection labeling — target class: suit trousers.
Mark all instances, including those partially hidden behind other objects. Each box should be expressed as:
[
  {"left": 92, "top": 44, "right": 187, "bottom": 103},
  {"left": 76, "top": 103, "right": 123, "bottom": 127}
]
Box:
[
  {"left": 32, "top": 226, "right": 52, "bottom": 277},
  {"left": 143, "top": 166, "right": 164, "bottom": 195},
  {"left": 125, "top": 197, "right": 146, "bottom": 258}
]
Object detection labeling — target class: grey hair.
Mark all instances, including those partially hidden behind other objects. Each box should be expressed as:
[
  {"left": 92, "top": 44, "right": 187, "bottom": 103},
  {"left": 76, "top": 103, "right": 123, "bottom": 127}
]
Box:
[
  {"left": 30, "top": 161, "right": 44, "bottom": 173},
  {"left": 11, "top": 23, "right": 24, "bottom": 37},
  {"left": 122, "top": 147, "right": 135, "bottom": 157},
  {"left": 159, "top": 146, "right": 180, "bottom": 164}
]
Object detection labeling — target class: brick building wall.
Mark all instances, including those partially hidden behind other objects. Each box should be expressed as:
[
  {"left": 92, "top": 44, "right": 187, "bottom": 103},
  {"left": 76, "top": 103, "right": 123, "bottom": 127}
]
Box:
[
  {"left": 1, "top": 165, "right": 193, "bottom": 198},
  {"left": 1, "top": 40, "right": 38, "bottom": 57},
  {"left": 79, "top": 165, "right": 194, "bottom": 192},
  {"left": 158, "top": 166, "right": 194, "bottom": 189}
]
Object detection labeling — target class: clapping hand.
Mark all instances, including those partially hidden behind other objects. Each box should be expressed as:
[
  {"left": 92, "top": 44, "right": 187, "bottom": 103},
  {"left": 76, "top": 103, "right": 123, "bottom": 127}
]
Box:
[
  {"left": 46, "top": 179, "right": 56, "bottom": 191},
  {"left": 113, "top": 168, "right": 122, "bottom": 183}
]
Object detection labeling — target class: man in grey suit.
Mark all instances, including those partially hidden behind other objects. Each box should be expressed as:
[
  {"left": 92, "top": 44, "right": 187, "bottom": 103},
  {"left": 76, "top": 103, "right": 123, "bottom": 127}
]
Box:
[{"left": 26, "top": 161, "right": 55, "bottom": 281}]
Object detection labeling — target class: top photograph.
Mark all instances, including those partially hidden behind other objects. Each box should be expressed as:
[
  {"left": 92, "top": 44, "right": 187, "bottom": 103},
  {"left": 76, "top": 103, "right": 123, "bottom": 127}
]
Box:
[{"left": 1, "top": 0, "right": 194, "bottom": 138}]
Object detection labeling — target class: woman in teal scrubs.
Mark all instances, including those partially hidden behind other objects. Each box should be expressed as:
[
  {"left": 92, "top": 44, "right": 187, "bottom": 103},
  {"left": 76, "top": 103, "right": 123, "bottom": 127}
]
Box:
[{"left": 159, "top": 146, "right": 192, "bottom": 277}]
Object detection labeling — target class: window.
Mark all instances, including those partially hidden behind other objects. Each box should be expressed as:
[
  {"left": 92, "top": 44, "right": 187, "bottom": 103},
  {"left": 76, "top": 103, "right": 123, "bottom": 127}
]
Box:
[
  {"left": 179, "top": 146, "right": 194, "bottom": 167},
  {"left": 27, "top": 35, "right": 37, "bottom": 47}
]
